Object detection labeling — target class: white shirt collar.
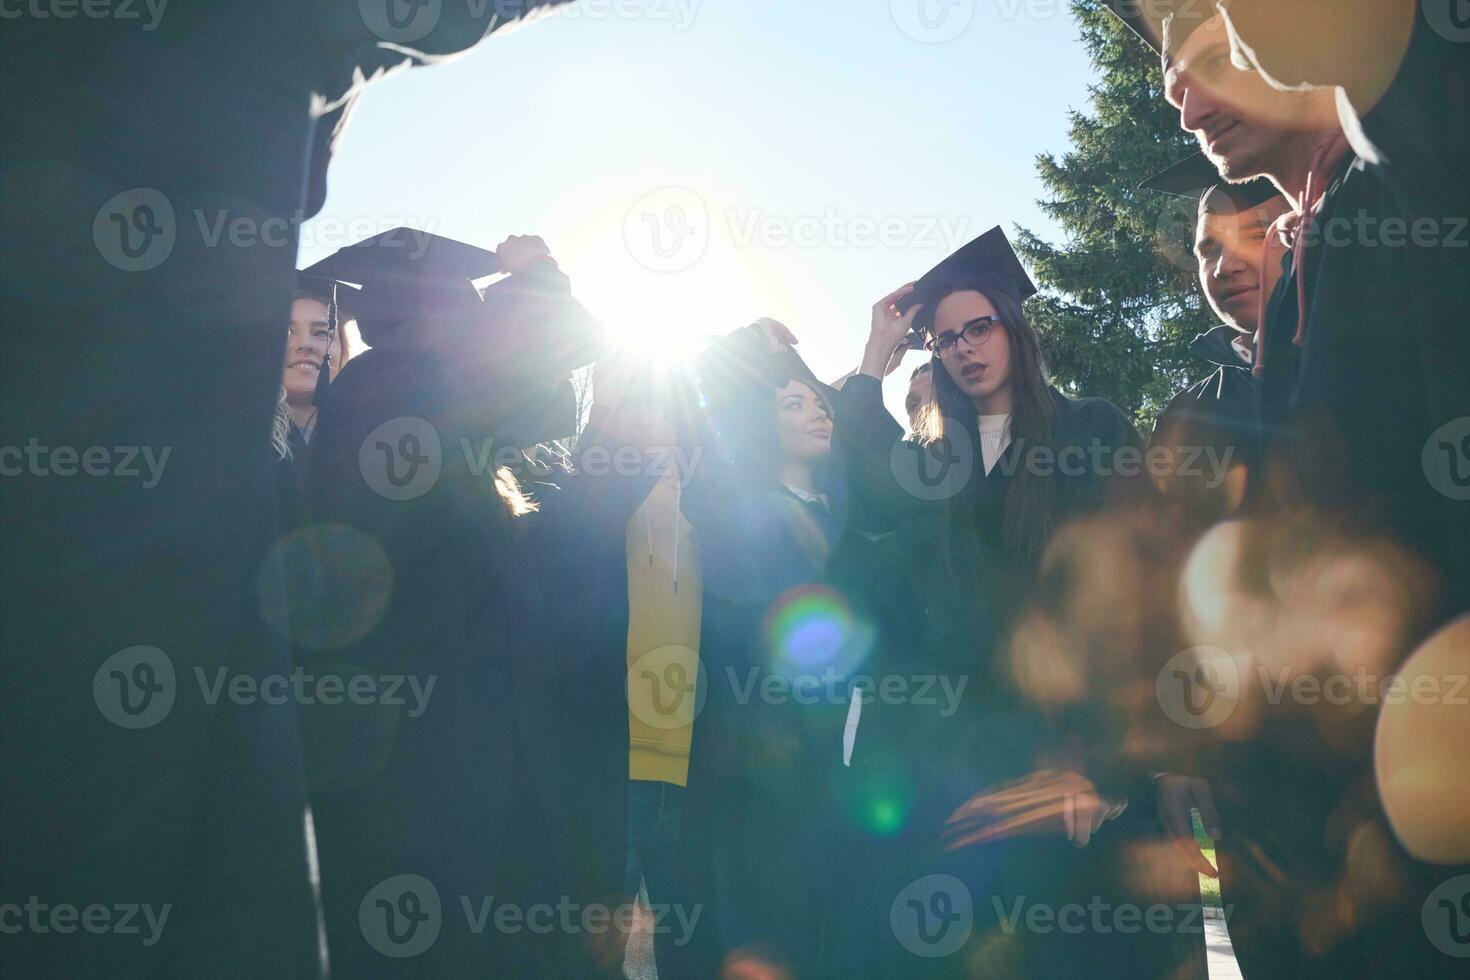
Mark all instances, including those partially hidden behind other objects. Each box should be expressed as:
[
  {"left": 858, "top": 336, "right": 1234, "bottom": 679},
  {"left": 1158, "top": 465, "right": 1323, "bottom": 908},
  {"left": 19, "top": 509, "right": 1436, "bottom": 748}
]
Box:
[{"left": 784, "top": 483, "right": 829, "bottom": 509}]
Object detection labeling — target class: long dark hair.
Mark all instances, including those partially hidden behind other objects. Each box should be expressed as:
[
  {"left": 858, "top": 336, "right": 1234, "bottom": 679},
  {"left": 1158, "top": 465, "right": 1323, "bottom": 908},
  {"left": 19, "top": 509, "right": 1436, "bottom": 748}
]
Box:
[{"left": 914, "top": 282, "right": 1057, "bottom": 566}]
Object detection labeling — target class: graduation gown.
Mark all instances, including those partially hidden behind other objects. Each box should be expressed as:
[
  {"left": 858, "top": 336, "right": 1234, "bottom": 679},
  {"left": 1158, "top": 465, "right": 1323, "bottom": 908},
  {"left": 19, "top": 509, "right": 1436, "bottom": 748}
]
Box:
[
  {"left": 661, "top": 480, "right": 856, "bottom": 980},
  {"left": 1225, "top": 14, "right": 1470, "bottom": 979},
  {"left": 0, "top": 7, "right": 564, "bottom": 978},
  {"left": 651, "top": 328, "right": 860, "bottom": 978},
  {"left": 828, "top": 375, "right": 1203, "bottom": 979},
  {"left": 301, "top": 266, "right": 597, "bottom": 977}
]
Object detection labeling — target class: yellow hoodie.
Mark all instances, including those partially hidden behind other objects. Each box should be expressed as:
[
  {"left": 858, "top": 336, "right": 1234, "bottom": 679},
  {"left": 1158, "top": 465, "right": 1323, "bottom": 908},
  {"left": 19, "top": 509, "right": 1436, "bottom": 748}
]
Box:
[{"left": 626, "top": 471, "right": 702, "bottom": 786}]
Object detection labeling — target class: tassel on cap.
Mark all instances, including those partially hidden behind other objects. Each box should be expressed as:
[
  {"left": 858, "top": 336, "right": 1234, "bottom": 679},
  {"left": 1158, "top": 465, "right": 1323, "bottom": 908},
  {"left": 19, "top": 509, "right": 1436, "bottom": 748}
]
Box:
[{"left": 312, "top": 282, "right": 337, "bottom": 407}]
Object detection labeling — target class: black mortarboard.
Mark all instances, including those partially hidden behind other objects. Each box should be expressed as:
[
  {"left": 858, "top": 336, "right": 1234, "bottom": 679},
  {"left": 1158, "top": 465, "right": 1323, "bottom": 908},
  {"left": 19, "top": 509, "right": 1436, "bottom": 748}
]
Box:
[
  {"left": 302, "top": 228, "right": 501, "bottom": 347},
  {"left": 770, "top": 345, "right": 838, "bottom": 419},
  {"left": 1141, "top": 152, "right": 1280, "bottom": 208},
  {"left": 897, "top": 226, "right": 1038, "bottom": 319},
  {"left": 1103, "top": 0, "right": 1217, "bottom": 61}
]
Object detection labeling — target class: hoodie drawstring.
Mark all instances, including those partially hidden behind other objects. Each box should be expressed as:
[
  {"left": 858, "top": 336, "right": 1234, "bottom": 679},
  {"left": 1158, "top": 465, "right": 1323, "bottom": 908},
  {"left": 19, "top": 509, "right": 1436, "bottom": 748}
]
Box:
[{"left": 643, "top": 478, "right": 682, "bottom": 595}]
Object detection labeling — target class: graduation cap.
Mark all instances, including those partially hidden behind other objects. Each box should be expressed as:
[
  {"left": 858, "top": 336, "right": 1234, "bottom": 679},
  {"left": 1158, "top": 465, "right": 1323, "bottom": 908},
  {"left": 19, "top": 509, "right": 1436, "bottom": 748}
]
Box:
[
  {"left": 303, "top": 228, "right": 501, "bottom": 348},
  {"left": 1140, "top": 152, "right": 1280, "bottom": 208},
  {"left": 770, "top": 345, "right": 838, "bottom": 419},
  {"left": 1102, "top": 0, "right": 1217, "bottom": 61},
  {"left": 896, "top": 226, "right": 1038, "bottom": 329}
]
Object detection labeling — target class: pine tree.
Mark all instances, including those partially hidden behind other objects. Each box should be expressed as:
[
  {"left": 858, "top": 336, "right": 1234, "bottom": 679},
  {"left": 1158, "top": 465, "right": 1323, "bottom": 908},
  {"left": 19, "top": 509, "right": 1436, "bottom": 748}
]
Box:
[{"left": 1015, "top": 0, "right": 1218, "bottom": 428}]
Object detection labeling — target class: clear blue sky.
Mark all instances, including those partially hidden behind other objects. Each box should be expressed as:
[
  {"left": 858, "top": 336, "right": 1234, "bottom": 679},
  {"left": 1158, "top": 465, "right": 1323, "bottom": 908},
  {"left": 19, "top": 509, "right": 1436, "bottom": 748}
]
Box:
[{"left": 301, "top": 0, "right": 1096, "bottom": 420}]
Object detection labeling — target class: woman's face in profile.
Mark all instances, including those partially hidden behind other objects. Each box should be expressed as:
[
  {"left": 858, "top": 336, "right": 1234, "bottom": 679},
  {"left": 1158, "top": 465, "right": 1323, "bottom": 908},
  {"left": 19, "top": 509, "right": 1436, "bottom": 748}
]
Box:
[{"left": 774, "top": 380, "right": 832, "bottom": 464}]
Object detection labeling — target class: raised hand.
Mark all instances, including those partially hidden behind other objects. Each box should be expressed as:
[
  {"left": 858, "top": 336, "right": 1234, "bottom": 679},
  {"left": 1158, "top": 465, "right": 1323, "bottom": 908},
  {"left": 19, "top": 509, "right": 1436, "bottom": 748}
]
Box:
[
  {"left": 750, "top": 316, "right": 800, "bottom": 350},
  {"left": 496, "top": 234, "right": 555, "bottom": 275},
  {"left": 1155, "top": 774, "right": 1222, "bottom": 877},
  {"left": 861, "top": 283, "right": 923, "bottom": 380}
]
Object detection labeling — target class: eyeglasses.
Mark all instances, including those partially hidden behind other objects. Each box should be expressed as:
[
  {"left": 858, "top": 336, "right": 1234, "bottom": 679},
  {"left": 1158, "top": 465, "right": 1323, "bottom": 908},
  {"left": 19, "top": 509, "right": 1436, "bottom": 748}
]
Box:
[{"left": 926, "top": 317, "right": 998, "bottom": 360}]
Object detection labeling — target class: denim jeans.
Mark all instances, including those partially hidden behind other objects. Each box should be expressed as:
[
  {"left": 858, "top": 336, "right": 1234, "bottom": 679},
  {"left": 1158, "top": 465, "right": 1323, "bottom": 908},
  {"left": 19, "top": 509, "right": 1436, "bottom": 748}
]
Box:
[{"left": 625, "top": 779, "right": 685, "bottom": 903}]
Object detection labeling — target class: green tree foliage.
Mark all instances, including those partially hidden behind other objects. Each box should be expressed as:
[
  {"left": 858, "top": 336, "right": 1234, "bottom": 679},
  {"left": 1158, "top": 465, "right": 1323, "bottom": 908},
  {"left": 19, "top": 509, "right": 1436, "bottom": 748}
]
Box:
[{"left": 1015, "top": 0, "right": 1220, "bottom": 428}]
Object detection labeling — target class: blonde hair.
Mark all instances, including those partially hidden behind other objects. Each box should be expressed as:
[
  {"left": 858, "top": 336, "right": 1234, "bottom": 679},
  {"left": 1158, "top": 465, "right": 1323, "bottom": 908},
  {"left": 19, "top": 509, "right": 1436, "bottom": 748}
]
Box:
[{"left": 271, "top": 387, "right": 293, "bottom": 462}]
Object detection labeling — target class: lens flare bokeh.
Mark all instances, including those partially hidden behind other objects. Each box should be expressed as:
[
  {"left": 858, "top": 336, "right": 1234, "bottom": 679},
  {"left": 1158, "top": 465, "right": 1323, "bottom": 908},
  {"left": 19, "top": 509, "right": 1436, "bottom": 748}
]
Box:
[{"left": 762, "top": 584, "right": 873, "bottom": 683}]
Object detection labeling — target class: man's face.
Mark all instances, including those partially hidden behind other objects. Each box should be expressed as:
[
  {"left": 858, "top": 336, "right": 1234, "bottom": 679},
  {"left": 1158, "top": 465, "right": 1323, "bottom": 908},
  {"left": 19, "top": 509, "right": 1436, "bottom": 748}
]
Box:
[
  {"left": 1163, "top": 15, "right": 1337, "bottom": 181},
  {"left": 1194, "top": 194, "right": 1289, "bottom": 333}
]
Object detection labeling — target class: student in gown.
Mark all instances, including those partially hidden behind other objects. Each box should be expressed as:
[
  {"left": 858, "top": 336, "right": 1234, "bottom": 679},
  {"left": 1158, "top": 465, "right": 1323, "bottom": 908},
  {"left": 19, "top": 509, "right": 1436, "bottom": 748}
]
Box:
[
  {"left": 523, "top": 354, "right": 701, "bottom": 978},
  {"left": 905, "top": 362, "right": 936, "bottom": 435},
  {"left": 301, "top": 230, "right": 601, "bottom": 977},
  {"left": 275, "top": 274, "right": 354, "bottom": 530},
  {"left": 1110, "top": 3, "right": 1470, "bottom": 975},
  {"left": 657, "top": 320, "right": 864, "bottom": 979},
  {"left": 1144, "top": 154, "right": 1285, "bottom": 521},
  {"left": 0, "top": 6, "right": 576, "bottom": 977},
  {"left": 828, "top": 227, "right": 1207, "bottom": 978}
]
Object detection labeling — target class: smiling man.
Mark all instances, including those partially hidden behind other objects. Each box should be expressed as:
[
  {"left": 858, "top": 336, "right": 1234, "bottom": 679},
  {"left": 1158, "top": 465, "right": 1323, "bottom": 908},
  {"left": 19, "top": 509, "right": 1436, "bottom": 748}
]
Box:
[
  {"left": 1147, "top": 153, "right": 1285, "bottom": 514},
  {"left": 1113, "top": 3, "right": 1470, "bottom": 978}
]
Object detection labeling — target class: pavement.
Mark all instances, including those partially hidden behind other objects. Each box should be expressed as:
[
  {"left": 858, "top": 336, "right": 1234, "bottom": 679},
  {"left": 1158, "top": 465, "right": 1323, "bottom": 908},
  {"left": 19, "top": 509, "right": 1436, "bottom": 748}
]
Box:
[{"left": 1205, "top": 914, "right": 1244, "bottom": 980}]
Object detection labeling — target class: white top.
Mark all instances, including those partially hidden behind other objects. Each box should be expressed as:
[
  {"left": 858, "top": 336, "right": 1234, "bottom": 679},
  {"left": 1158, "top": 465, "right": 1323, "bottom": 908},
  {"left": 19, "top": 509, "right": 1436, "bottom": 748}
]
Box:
[
  {"left": 978, "top": 413, "right": 1013, "bottom": 476},
  {"left": 783, "top": 483, "right": 830, "bottom": 511}
]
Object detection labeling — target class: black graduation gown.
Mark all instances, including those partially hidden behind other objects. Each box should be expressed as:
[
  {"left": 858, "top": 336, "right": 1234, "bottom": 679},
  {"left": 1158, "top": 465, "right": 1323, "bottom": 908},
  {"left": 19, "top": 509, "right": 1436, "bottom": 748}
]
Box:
[
  {"left": 650, "top": 328, "right": 860, "bottom": 978},
  {"left": 276, "top": 421, "right": 313, "bottom": 532},
  {"left": 301, "top": 269, "right": 598, "bottom": 977},
  {"left": 1155, "top": 326, "right": 1258, "bottom": 457},
  {"left": 518, "top": 429, "right": 665, "bottom": 975},
  {"left": 828, "top": 376, "right": 1203, "bottom": 979},
  {"left": 0, "top": 6, "right": 576, "bottom": 978},
  {"left": 1227, "top": 14, "right": 1470, "bottom": 979},
  {"left": 661, "top": 481, "right": 856, "bottom": 980},
  {"left": 0, "top": 11, "right": 538, "bottom": 980}
]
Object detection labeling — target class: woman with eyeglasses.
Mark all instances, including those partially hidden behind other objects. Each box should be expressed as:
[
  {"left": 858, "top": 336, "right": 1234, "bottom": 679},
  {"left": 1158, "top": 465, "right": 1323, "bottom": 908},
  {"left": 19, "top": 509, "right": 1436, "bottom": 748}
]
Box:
[{"left": 825, "top": 230, "right": 1205, "bottom": 979}]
